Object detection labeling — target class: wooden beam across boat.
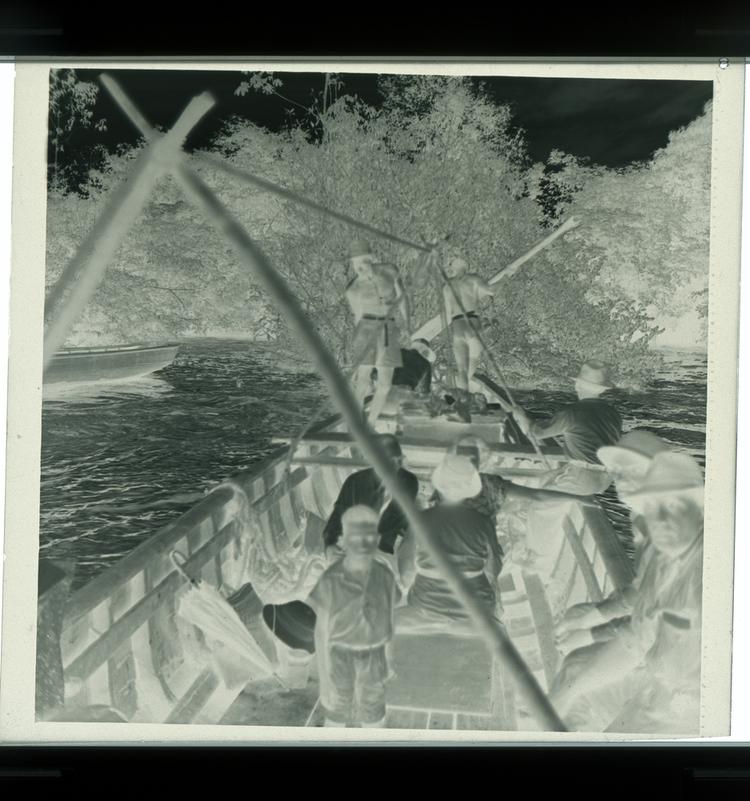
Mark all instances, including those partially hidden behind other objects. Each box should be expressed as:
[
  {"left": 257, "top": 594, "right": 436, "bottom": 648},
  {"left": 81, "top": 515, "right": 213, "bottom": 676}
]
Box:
[
  {"left": 274, "top": 431, "right": 566, "bottom": 460},
  {"left": 290, "top": 454, "right": 554, "bottom": 478}
]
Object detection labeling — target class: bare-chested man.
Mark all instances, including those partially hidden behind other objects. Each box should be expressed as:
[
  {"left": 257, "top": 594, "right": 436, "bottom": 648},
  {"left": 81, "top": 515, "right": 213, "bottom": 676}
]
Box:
[
  {"left": 442, "top": 256, "right": 494, "bottom": 393},
  {"left": 346, "top": 239, "right": 411, "bottom": 424}
]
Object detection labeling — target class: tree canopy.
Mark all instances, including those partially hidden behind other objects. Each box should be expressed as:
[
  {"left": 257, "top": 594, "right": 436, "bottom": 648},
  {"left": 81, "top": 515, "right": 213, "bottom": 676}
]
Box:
[{"left": 45, "top": 73, "right": 712, "bottom": 388}]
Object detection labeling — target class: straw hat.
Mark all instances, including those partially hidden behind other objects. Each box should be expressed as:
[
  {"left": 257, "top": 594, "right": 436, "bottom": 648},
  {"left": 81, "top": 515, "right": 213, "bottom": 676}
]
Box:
[
  {"left": 349, "top": 238, "right": 374, "bottom": 260},
  {"left": 621, "top": 451, "right": 704, "bottom": 508},
  {"left": 432, "top": 454, "right": 482, "bottom": 502},
  {"left": 598, "top": 430, "right": 670, "bottom": 478},
  {"left": 573, "top": 360, "right": 613, "bottom": 392},
  {"left": 411, "top": 336, "right": 437, "bottom": 364}
]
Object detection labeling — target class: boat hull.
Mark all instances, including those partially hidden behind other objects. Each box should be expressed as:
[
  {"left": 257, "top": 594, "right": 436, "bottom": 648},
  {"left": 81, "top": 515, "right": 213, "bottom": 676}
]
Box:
[
  {"left": 44, "top": 344, "right": 180, "bottom": 385},
  {"left": 47, "top": 410, "right": 634, "bottom": 729}
]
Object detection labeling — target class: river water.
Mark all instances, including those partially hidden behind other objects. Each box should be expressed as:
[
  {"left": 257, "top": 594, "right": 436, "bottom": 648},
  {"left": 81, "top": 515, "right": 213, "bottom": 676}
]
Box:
[{"left": 39, "top": 339, "right": 706, "bottom": 590}]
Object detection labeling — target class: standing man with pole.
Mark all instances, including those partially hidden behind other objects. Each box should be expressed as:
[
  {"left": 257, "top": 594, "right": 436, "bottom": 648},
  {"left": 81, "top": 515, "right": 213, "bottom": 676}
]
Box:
[
  {"left": 442, "top": 255, "right": 495, "bottom": 398},
  {"left": 346, "top": 239, "right": 411, "bottom": 425}
]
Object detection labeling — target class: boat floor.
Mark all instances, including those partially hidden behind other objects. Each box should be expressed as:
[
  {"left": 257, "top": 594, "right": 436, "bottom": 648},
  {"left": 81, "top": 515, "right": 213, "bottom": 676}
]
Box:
[{"left": 222, "top": 679, "right": 544, "bottom": 731}]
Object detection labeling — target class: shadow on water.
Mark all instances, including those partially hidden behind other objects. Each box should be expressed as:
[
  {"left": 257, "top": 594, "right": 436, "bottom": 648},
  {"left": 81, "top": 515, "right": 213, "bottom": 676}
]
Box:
[{"left": 39, "top": 341, "right": 706, "bottom": 590}]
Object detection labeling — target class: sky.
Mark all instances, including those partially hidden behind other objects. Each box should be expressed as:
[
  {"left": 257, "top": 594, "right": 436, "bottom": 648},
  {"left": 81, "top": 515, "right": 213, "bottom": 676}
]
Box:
[{"left": 65, "top": 69, "right": 713, "bottom": 168}]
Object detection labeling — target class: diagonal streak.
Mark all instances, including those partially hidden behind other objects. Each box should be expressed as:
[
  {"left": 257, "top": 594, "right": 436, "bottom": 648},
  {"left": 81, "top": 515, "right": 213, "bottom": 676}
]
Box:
[{"left": 42, "top": 88, "right": 215, "bottom": 371}]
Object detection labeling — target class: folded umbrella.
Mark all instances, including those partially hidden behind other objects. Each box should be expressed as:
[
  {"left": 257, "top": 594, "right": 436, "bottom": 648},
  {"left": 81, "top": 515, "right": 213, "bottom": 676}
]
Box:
[{"left": 171, "top": 550, "right": 284, "bottom": 690}]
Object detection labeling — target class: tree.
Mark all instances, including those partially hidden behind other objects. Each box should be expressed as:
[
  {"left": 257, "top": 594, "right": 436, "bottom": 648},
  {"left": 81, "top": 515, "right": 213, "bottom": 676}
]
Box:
[
  {"left": 48, "top": 69, "right": 107, "bottom": 192},
  {"left": 45, "top": 74, "right": 710, "bottom": 387}
]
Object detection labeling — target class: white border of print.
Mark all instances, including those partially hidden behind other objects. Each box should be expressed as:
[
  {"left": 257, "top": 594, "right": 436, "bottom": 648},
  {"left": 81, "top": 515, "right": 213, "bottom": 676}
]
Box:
[{"left": 0, "top": 59, "right": 744, "bottom": 744}]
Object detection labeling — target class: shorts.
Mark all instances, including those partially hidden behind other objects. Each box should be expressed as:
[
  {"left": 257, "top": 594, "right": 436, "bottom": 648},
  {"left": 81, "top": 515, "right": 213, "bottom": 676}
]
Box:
[
  {"left": 321, "top": 644, "right": 389, "bottom": 725},
  {"left": 351, "top": 318, "right": 403, "bottom": 368},
  {"left": 451, "top": 312, "right": 483, "bottom": 342}
]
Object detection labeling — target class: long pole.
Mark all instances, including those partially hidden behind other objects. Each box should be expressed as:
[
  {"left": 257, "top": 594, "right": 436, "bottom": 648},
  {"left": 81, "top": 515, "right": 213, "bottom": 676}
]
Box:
[
  {"left": 101, "top": 75, "right": 567, "bottom": 732},
  {"left": 195, "top": 152, "right": 431, "bottom": 254}
]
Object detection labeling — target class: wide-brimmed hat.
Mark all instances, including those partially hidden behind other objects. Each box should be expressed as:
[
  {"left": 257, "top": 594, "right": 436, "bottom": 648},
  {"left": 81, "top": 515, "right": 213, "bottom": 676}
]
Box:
[
  {"left": 411, "top": 336, "right": 437, "bottom": 364},
  {"left": 573, "top": 360, "right": 613, "bottom": 391},
  {"left": 432, "top": 454, "right": 482, "bottom": 502},
  {"left": 262, "top": 601, "right": 317, "bottom": 654},
  {"left": 621, "top": 451, "right": 704, "bottom": 507},
  {"left": 598, "top": 430, "right": 670, "bottom": 477},
  {"left": 349, "top": 238, "right": 374, "bottom": 260}
]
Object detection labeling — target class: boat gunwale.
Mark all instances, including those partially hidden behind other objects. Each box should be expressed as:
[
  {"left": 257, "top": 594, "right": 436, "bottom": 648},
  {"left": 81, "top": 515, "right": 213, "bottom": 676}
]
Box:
[
  {"left": 53, "top": 343, "right": 181, "bottom": 358},
  {"left": 61, "top": 411, "right": 342, "bottom": 625}
]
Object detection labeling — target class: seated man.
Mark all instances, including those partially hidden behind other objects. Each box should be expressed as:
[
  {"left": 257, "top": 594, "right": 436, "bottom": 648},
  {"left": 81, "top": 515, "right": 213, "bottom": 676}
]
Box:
[
  {"left": 549, "top": 450, "right": 704, "bottom": 734},
  {"left": 554, "top": 430, "right": 670, "bottom": 655},
  {"left": 322, "top": 434, "right": 419, "bottom": 561},
  {"left": 392, "top": 337, "right": 436, "bottom": 396}
]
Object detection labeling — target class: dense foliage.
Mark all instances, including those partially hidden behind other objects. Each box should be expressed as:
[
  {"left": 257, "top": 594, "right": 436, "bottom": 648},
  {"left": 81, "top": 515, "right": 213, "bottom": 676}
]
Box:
[{"left": 45, "top": 73, "right": 711, "bottom": 388}]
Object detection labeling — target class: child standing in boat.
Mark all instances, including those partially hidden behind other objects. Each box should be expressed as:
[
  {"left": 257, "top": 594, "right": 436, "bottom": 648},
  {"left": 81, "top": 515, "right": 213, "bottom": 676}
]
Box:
[{"left": 307, "top": 505, "right": 401, "bottom": 728}]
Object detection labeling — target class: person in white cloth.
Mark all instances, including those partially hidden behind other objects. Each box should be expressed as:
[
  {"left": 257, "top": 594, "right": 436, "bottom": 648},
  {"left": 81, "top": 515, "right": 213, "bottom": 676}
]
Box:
[
  {"left": 307, "top": 505, "right": 401, "bottom": 728},
  {"left": 549, "top": 449, "right": 704, "bottom": 734}
]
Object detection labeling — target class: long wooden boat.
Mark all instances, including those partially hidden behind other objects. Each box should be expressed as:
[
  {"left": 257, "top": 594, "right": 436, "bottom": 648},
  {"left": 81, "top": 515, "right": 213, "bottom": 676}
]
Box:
[
  {"left": 41, "top": 399, "right": 635, "bottom": 731},
  {"left": 43, "top": 343, "right": 180, "bottom": 385}
]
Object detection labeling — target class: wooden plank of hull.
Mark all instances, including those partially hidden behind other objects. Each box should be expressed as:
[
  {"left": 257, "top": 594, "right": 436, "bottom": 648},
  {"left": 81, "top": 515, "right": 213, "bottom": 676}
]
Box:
[{"left": 64, "top": 521, "right": 239, "bottom": 687}]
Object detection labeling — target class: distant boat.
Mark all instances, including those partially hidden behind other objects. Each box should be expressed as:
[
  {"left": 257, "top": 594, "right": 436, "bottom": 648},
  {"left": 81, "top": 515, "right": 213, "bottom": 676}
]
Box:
[{"left": 44, "top": 343, "right": 181, "bottom": 385}]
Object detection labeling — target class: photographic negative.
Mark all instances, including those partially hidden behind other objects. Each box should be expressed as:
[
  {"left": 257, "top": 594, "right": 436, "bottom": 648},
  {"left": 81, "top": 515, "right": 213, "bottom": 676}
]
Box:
[{"left": 0, "top": 61, "right": 744, "bottom": 742}]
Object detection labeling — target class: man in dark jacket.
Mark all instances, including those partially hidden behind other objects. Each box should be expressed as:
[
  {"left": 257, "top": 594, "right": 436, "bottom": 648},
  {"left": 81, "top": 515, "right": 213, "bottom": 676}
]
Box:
[
  {"left": 322, "top": 434, "right": 419, "bottom": 560},
  {"left": 511, "top": 360, "right": 622, "bottom": 495}
]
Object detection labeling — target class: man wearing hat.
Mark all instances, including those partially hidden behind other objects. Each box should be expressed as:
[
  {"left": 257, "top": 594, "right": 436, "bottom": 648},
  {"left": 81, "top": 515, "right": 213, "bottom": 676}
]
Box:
[
  {"left": 511, "top": 360, "right": 622, "bottom": 496},
  {"left": 346, "top": 238, "right": 411, "bottom": 425},
  {"left": 322, "top": 433, "right": 419, "bottom": 563},
  {"left": 550, "top": 450, "right": 704, "bottom": 734},
  {"left": 442, "top": 255, "right": 494, "bottom": 396},
  {"left": 554, "top": 430, "right": 671, "bottom": 652},
  {"left": 396, "top": 454, "right": 503, "bottom": 632}
]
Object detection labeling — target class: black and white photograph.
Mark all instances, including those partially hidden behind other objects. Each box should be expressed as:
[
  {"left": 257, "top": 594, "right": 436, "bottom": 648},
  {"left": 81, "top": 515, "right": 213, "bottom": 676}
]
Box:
[{"left": 0, "top": 61, "right": 744, "bottom": 741}]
